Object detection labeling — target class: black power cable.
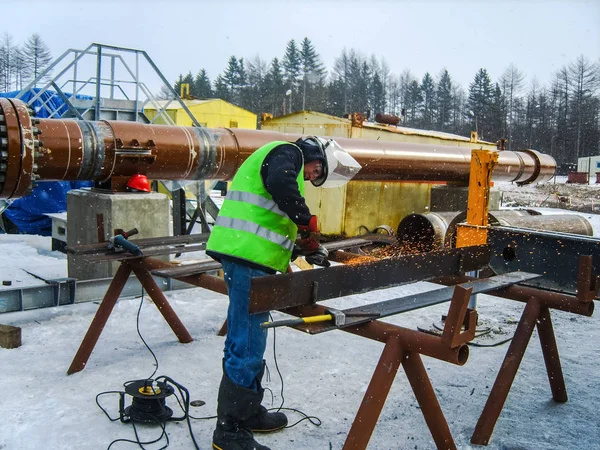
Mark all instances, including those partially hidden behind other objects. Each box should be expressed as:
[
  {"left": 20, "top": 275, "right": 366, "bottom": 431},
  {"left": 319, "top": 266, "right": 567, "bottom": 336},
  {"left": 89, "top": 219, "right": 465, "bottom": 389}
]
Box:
[
  {"left": 95, "top": 291, "right": 204, "bottom": 450},
  {"left": 267, "top": 313, "right": 322, "bottom": 429}
]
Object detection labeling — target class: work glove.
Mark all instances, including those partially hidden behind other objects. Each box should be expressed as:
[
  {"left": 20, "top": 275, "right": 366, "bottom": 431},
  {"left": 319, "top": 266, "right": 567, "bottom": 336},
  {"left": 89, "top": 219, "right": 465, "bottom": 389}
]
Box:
[
  {"left": 305, "top": 245, "right": 330, "bottom": 267},
  {"left": 297, "top": 215, "right": 320, "bottom": 239},
  {"left": 291, "top": 243, "right": 330, "bottom": 267},
  {"left": 297, "top": 215, "right": 321, "bottom": 251}
]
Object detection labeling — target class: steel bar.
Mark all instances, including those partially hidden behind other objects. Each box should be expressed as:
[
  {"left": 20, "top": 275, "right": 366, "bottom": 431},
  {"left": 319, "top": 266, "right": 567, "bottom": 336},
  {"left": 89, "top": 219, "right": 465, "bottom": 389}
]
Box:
[
  {"left": 151, "top": 260, "right": 222, "bottom": 278},
  {"left": 286, "top": 303, "right": 469, "bottom": 366},
  {"left": 298, "top": 272, "right": 540, "bottom": 334},
  {"left": 343, "top": 337, "right": 403, "bottom": 450},
  {"left": 0, "top": 98, "right": 556, "bottom": 199},
  {"left": 403, "top": 351, "right": 457, "bottom": 450},
  {"left": 135, "top": 256, "right": 227, "bottom": 295},
  {"left": 129, "top": 263, "right": 193, "bottom": 344},
  {"left": 536, "top": 306, "right": 568, "bottom": 403},
  {"left": 68, "top": 233, "right": 210, "bottom": 254},
  {"left": 84, "top": 243, "right": 208, "bottom": 262},
  {"left": 250, "top": 245, "right": 490, "bottom": 313},
  {"left": 67, "top": 262, "right": 132, "bottom": 374},
  {"left": 470, "top": 298, "right": 541, "bottom": 445},
  {"left": 433, "top": 275, "right": 595, "bottom": 316}
]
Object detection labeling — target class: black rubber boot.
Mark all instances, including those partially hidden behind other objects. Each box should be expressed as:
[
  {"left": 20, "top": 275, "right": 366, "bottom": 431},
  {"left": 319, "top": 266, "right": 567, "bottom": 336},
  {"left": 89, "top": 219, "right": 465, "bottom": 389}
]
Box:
[
  {"left": 212, "top": 371, "right": 271, "bottom": 450},
  {"left": 240, "top": 361, "right": 288, "bottom": 433}
]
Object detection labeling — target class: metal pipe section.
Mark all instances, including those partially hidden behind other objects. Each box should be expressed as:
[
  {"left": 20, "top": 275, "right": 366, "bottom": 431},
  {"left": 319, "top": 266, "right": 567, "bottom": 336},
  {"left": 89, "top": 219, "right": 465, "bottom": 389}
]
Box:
[
  {"left": 0, "top": 98, "right": 557, "bottom": 199},
  {"left": 397, "top": 210, "right": 592, "bottom": 252}
]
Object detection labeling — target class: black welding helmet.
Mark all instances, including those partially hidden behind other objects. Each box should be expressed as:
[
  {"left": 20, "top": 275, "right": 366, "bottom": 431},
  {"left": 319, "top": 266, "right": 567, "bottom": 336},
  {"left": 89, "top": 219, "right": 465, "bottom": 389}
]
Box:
[{"left": 295, "top": 136, "right": 329, "bottom": 187}]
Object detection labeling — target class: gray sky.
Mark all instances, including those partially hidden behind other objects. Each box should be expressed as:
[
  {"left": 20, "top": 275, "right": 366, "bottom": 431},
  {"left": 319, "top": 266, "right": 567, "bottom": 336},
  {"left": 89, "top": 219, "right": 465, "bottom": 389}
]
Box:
[{"left": 3, "top": 0, "right": 599, "bottom": 94}]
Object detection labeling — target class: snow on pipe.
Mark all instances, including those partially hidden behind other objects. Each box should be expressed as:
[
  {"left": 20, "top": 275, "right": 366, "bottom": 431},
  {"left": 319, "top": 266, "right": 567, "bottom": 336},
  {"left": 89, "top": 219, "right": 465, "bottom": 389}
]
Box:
[{"left": 0, "top": 98, "right": 557, "bottom": 199}]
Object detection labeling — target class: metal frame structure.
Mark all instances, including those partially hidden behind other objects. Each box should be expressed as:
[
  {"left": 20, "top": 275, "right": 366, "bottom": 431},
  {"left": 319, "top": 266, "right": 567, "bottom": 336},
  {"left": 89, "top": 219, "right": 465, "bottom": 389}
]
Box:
[{"left": 15, "top": 43, "right": 200, "bottom": 126}]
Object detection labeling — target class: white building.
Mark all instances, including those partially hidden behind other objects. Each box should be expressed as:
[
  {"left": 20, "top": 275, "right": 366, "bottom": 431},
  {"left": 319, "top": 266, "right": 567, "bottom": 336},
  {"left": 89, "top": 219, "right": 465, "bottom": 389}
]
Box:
[{"left": 577, "top": 155, "right": 600, "bottom": 180}]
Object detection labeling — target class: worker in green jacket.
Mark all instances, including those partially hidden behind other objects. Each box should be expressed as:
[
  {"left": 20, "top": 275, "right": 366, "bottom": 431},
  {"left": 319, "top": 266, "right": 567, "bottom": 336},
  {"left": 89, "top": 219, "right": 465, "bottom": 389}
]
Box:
[{"left": 206, "top": 136, "right": 331, "bottom": 450}]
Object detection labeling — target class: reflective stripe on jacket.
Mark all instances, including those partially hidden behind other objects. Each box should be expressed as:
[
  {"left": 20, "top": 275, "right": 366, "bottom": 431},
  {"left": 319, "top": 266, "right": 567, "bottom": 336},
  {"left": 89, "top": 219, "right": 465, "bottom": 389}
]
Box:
[{"left": 206, "top": 141, "right": 305, "bottom": 273}]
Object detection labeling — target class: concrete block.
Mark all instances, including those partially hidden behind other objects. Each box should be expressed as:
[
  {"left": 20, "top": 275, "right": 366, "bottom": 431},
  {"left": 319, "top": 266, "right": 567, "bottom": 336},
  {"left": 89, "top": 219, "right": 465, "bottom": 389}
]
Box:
[
  {"left": 0, "top": 324, "right": 21, "bottom": 349},
  {"left": 430, "top": 185, "right": 500, "bottom": 212},
  {"left": 67, "top": 189, "right": 171, "bottom": 280}
]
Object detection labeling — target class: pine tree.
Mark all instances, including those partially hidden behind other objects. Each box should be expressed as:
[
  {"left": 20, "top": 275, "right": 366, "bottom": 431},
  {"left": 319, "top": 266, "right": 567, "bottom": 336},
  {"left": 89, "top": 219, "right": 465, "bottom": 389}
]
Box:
[
  {"left": 467, "top": 68, "right": 494, "bottom": 139},
  {"left": 370, "top": 72, "right": 385, "bottom": 116},
  {"left": 193, "top": 69, "right": 212, "bottom": 98},
  {"left": 223, "top": 56, "right": 240, "bottom": 102},
  {"left": 299, "top": 37, "right": 326, "bottom": 111},
  {"left": 436, "top": 69, "right": 454, "bottom": 131},
  {"left": 420, "top": 72, "right": 436, "bottom": 129},
  {"left": 263, "top": 58, "right": 285, "bottom": 116},
  {"left": 489, "top": 83, "right": 507, "bottom": 142},
  {"left": 22, "top": 34, "right": 52, "bottom": 86},
  {"left": 405, "top": 80, "right": 422, "bottom": 126},
  {"left": 282, "top": 40, "right": 301, "bottom": 113},
  {"left": 368, "top": 56, "right": 386, "bottom": 116},
  {"left": 213, "top": 74, "right": 230, "bottom": 102},
  {"left": 327, "top": 77, "right": 346, "bottom": 117}
]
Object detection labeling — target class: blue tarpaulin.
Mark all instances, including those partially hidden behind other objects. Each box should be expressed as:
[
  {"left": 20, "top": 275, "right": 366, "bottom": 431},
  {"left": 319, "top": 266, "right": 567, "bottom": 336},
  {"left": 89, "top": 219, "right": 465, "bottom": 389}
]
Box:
[
  {"left": 0, "top": 89, "right": 94, "bottom": 235},
  {"left": 3, "top": 181, "right": 93, "bottom": 235},
  {"left": 0, "top": 87, "right": 92, "bottom": 118}
]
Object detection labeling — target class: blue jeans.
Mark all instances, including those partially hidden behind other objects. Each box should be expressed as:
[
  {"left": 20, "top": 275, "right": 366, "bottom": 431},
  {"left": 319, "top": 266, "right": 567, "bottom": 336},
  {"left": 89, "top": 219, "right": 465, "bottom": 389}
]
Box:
[{"left": 221, "top": 259, "right": 270, "bottom": 389}]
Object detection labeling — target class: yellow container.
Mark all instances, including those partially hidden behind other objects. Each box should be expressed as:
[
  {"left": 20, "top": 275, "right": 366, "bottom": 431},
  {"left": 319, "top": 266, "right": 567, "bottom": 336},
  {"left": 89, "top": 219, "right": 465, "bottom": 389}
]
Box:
[
  {"left": 144, "top": 99, "right": 257, "bottom": 129},
  {"left": 263, "top": 111, "right": 497, "bottom": 237}
]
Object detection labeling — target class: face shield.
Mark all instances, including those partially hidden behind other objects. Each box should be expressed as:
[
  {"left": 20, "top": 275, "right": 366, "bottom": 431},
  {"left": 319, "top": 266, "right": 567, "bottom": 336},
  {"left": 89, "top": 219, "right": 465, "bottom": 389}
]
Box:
[{"left": 316, "top": 138, "right": 362, "bottom": 188}]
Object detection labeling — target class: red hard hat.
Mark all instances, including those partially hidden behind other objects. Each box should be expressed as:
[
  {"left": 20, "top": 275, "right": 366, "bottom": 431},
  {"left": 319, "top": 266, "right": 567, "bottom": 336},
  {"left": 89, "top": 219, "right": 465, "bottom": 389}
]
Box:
[{"left": 126, "top": 174, "right": 151, "bottom": 192}]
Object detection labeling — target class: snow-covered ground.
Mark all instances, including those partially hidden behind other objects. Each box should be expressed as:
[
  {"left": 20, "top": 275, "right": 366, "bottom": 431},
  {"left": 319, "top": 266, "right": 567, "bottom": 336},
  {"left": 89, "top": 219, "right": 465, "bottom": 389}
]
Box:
[{"left": 1, "top": 181, "right": 600, "bottom": 450}]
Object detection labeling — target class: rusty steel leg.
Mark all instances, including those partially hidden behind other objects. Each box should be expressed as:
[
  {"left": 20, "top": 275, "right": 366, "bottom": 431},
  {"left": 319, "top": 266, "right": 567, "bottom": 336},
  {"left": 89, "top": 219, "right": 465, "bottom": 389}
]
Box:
[
  {"left": 217, "top": 319, "right": 228, "bottom": 337},
  {"left": 343, "top": 337, "right": 403, "bottom": 450},
  {"left": 536, "top": 306, "right": 568, "bottom": 402},
  {"left": 67, "top": 262, "right": 132, "bottom": 374},
  {"left": 403, "top": 351, "right": 457, "bottom": 450},
  {"left": 130, "top": 264, "right": 193, "bottom": 344},
  {"left": 471, "top": 298, "right": 541, "bottom": 445}
]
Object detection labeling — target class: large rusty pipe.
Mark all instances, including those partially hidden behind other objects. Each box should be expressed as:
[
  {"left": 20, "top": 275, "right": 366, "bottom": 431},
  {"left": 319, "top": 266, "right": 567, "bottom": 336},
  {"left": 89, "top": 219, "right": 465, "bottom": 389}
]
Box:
[{"left": 0, "top": 98, "right": 556, "bottom": 199}]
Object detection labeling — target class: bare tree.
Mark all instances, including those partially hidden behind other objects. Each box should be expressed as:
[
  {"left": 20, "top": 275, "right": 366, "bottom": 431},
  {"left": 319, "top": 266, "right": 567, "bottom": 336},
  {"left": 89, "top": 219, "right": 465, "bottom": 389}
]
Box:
[
  {"left": 500, "top": 64, "right": 525, "bottom": 150},
  {"left": 568, "top": 55, "right": 599, "bottom": 159},
  {"left": 13, "top": 48, "right": 26, "bottom": 90},
  {"left": 0, "top": 33, "right": 16, "bottom": 91},
  {"left": 22, "top": 33, "right": 52, "bottom": 87}
]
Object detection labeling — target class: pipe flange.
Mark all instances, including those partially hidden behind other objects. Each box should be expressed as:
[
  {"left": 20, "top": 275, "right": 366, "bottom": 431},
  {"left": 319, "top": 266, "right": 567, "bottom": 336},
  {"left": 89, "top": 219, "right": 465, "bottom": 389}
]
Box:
[
  {"left": 0, "top": 98, "right": 36, "bottom": 199},
  {"left": 0, "top": 113, "right": 7, "bottom": 191}
]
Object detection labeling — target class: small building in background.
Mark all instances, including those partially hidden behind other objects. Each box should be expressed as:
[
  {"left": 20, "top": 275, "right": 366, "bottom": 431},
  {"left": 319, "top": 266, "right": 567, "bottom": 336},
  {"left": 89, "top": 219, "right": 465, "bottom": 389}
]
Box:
[
  {"left": 261, "top": 111, "right": 498, "bottom": 237},
  {"left": 577, "top": 156, "right": 600, "bottom": 183},
  {"left": 261, "top": 110, "right": 496, "bottom": 149},
  {"left": 144, "top": 99, "right": 257, "bottom": 129}
]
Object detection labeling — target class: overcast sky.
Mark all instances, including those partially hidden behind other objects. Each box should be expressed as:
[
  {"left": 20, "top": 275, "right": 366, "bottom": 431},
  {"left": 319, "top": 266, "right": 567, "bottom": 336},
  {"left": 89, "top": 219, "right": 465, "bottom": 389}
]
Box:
[{"left": 3, "top": 0, "right": 599, "bottom": 95}]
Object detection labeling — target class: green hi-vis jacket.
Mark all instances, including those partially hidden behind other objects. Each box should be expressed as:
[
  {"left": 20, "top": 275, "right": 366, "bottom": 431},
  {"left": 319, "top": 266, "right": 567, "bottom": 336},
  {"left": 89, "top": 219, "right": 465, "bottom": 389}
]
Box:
[{"left": 206, "top": 141, "right": 305, "bottom": 273}]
